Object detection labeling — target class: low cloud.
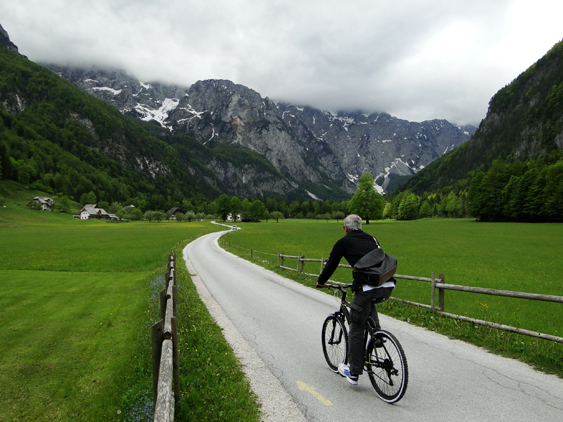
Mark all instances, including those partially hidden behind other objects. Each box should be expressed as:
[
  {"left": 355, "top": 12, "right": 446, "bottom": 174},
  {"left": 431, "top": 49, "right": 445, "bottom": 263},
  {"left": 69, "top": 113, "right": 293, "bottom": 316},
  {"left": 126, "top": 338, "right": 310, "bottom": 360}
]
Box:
[{"left": 1, "top": 0, "right": 562, "bottom": 125}]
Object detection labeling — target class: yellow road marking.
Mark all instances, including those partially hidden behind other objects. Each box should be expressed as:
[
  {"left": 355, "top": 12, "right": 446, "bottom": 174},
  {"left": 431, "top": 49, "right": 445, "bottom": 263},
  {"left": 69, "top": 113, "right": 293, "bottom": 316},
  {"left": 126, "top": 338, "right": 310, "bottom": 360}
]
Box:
[{"left": 297, "top": 381, "right": 333, "bottom": 407}]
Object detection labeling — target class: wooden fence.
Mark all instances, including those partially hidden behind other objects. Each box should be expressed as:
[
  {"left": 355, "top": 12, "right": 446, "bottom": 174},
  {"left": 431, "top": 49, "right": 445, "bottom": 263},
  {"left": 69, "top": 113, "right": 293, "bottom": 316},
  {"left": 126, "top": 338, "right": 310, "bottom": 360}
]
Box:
[
  {"left": 151, "top": 253, "right": 180, "bottom": 422},
  {"left": 278, "top": 253, "right": 563, "bottom": 344}
]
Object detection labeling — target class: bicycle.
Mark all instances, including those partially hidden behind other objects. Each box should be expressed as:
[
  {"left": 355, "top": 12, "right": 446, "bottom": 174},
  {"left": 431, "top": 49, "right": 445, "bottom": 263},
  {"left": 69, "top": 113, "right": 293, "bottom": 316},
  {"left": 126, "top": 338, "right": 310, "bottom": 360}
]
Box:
[{"left": 321, "top": 283, "right": 408, "bottom": 403}]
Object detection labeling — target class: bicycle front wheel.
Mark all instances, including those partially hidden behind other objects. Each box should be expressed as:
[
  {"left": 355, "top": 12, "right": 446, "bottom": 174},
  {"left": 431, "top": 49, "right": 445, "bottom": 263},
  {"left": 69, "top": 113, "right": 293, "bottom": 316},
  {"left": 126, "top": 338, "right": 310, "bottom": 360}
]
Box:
[
  {"left": 321, "top": 314, "right": 348, "bottom": 372},
  {"left": 365, "top": 330, "right": 408, "bottom": 403}
]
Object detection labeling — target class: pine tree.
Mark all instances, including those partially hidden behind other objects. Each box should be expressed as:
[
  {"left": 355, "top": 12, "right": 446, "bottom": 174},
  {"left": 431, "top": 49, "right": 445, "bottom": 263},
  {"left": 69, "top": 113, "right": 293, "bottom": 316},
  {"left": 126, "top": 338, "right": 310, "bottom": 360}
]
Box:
[
  {"left": 398, "top": 192, "right": 418, "bottom": 220},
  {"left": 419, "top": 201, "right": 433, "bottom": 218},
  {"left": 511, "top": 169, "right": 538, "bottom": 221}
]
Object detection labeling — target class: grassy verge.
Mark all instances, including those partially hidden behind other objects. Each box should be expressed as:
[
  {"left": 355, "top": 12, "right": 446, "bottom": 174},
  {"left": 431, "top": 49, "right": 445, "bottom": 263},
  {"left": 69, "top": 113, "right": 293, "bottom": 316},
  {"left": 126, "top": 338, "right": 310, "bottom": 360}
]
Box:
[
  {"left": 218, "top": 219, "right": 563, "bottom": 378},
  {"left": 172, "top": 243, "right": 261, "bottom": 421},
  {"left": 114, "top": 241, "right": 262, "bottom": 422}
]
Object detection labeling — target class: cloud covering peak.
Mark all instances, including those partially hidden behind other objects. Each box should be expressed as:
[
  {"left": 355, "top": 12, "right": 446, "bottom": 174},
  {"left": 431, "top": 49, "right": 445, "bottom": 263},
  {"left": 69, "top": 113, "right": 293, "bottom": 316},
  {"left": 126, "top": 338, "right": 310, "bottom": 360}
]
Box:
[{"left": 1, "top": 0, "right": 562, "bottom": 125}]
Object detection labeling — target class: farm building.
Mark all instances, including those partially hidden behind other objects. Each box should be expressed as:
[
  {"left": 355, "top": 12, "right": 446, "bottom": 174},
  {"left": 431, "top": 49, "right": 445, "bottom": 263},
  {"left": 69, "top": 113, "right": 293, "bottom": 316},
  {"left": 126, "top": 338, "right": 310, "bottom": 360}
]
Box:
[
  {"left": 227, "top": 213, "right": 242, "bottom": 222},
  {"left": 167, "top": 207, "right": 184, "bottom": 219},
  {"left": 28, "top": 196, "right": 54, "bottom": 211},
  {"left": 78, "top": 204, "right": 116, "bottom": 220}
]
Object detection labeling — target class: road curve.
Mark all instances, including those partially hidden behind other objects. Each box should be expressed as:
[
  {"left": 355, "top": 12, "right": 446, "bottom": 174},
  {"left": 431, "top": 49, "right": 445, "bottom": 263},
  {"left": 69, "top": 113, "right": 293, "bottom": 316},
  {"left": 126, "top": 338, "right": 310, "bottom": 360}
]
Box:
[{"left": 184, "top": 230, "right": 563, "bottom": 422}]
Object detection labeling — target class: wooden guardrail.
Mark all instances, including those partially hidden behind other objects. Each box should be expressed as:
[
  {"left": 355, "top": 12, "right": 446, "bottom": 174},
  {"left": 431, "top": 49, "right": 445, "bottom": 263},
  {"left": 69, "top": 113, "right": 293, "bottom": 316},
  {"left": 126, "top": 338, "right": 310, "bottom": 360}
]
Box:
[
  {"left": 278, "top": 253, "right": 563, "bottom": 344},
  {"left": 151, "top": 253, "right": 180, "bottom": 422}
]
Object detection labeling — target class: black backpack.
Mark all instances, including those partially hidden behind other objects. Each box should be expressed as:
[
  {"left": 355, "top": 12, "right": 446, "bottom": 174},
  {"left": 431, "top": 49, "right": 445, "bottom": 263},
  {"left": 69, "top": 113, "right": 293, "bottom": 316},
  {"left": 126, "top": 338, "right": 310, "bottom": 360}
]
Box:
[{"left": 353, "top": 240, "right": 397, "bottom": 287}]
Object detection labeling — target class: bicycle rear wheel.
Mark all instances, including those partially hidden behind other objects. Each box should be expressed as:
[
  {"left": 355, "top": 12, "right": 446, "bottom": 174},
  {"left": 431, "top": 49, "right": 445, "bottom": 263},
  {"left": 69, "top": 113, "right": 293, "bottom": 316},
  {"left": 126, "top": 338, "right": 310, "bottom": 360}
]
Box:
[
  {"left": 365, "top": 330, "right": 408, "bottom": 403},
  {"left": 321, "top": 314, "right": 348, "bottom": 372}
]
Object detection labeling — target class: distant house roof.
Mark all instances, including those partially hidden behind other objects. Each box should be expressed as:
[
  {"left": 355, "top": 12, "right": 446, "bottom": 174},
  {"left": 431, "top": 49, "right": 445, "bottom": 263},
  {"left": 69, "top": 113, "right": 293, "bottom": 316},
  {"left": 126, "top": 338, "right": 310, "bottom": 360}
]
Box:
[
  {"left": 81, "top": 204, "right": 98, "bottom": 213},
  {"left": 81, "top": 204, "right": 111, "bottom": 219},
  {"left": 167, "top": 207, "right": 183, "bottom": 215},
  {"left": 33, "top": 196, "right": 53, "bottom": 205},
  {"left": 28, "top": 196, "right": 54, "bottom": 211}
]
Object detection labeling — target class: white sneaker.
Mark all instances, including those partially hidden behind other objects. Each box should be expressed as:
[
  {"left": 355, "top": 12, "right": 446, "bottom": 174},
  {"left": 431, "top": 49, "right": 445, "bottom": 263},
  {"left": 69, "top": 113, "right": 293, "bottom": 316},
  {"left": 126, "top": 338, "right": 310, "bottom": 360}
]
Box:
[{"left": 338, "top": 363, "right": 358, "bottom": 385}]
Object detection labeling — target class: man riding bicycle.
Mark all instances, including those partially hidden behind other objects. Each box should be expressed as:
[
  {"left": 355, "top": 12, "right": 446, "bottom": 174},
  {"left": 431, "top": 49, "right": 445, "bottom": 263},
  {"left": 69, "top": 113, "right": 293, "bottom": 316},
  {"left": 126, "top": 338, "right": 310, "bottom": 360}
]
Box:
[{"left": 316, "top": 214, "right": 395, "bottom": 385}]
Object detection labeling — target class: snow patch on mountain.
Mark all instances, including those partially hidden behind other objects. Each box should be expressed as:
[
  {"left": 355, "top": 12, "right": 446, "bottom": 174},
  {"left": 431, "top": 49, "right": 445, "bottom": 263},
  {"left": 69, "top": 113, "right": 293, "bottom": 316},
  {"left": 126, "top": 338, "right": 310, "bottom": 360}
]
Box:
[
  {"left": 92, "top": 86, "right": 122, "bottom": 95},
  {"left": 135, "top": 98, "right": 179, "bottom": 128},
  {"left": 306, "top": 190, "right": 321, "bottom": 200}
]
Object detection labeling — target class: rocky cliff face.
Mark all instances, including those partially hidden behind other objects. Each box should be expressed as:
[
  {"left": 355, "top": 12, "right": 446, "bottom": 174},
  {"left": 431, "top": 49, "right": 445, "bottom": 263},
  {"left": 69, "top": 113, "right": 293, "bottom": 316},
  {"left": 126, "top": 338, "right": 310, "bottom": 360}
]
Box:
[
  {"left": 169, "top": 80, "right": 330, "bottom": 188},
  {"left": 168, "top": 79, "right": 476, "bottom": 194},
  {"left": 43, "top": 65, "right": 476, "bottom": 197},
  {"left": 0, "top": 24, "right": 20, "bottom": 54},
  {"left": 46, "top": 64, "right": 188, "bottom": 129},
  {"left": 274, "top": 104, "right": 475, "bottom": 191}
]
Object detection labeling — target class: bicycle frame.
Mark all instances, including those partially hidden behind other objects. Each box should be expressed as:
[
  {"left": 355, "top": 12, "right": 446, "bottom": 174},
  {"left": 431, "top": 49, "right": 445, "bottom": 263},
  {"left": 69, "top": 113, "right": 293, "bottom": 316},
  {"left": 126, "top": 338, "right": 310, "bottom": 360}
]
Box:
[
  {"left": 333, "top": 284, "right": 352, "bottom": 325},
  {"left": 327, "top": 284, "right": 378, "bottom": 356}
]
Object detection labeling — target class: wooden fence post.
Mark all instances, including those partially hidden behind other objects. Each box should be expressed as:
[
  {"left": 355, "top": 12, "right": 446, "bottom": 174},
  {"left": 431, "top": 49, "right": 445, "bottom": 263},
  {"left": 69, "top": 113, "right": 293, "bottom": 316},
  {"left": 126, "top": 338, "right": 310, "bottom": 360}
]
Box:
[
  {"left": 151, "top": 320, "right": 164, "bottom": 407},
  {"left": 431, "top": 272, "right": 437, "bottom": 311},
  {"left": 439, "top": 273, "right": 445, "bottom": 311},
  {"left": 159, "top": 289, "right": 167, "bottom": 321}
]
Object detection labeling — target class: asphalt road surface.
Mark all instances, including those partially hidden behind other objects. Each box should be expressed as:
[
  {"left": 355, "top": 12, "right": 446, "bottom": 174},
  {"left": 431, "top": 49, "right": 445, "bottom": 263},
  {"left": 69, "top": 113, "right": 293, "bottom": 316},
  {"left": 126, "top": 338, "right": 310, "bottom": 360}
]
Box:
[{"left": 183, "top": 230, "right": 563, "bottom": 422}]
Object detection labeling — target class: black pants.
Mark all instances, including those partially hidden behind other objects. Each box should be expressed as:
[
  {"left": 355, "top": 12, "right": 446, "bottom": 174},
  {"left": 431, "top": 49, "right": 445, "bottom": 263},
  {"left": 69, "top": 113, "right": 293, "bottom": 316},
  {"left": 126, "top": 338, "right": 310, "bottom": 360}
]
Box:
[{"left": 348, "top": 287, "right": 393, "bottom": 376}]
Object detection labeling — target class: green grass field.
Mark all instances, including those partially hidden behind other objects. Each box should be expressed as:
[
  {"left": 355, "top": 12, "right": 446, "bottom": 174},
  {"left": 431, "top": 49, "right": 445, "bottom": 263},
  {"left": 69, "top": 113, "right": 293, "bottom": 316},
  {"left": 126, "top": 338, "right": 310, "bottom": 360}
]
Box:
[
  {"left": 220, "top": 218, "right": 563, "bottom": 376},
  {"left": 0, "top": 189, "right": 260, "bottom": 421},
  {"left": 1, "top": 181, "right": 561, "bottom": 420}
]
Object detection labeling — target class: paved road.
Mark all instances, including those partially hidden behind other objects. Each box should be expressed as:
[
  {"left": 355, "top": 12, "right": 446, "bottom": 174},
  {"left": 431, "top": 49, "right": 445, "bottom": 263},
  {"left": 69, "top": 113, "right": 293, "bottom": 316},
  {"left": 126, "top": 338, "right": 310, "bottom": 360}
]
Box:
[{"left": 184, "top": 231, "right": 563, "bottom": 422}]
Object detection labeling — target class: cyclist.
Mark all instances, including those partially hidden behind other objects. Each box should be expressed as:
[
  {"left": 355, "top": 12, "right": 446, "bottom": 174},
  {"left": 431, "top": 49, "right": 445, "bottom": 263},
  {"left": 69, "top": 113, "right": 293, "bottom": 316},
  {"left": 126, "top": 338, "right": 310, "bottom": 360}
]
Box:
[{"left": 316, "top": 214, "right": 395, "bottom": 385}]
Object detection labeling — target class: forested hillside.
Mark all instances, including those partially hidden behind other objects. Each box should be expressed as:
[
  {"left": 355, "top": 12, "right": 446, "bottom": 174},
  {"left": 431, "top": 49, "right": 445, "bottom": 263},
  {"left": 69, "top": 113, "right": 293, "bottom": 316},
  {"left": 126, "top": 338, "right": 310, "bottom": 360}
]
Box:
[
  {"left": 0, "top": 47, "right": 311, "bottom": 209},
  {"left": 0, "top": 47, "right": 221, "bottom": 203},
  {"left": 388, "top": 40, "right": 563, "bottom": 222}
]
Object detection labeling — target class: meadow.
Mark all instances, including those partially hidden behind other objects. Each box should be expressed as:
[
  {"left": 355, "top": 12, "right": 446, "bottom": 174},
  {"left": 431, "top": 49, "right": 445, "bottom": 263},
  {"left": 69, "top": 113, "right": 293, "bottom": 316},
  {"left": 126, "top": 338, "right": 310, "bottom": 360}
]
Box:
[
  {"left": 0, "top": 194, "right": 260, "bottom": 421},
  {"left": 220, "top": 218, "right": 563, "bottom": 376},
  {"left": 1, "top": 185, "right": 561, "bottom": 421}
]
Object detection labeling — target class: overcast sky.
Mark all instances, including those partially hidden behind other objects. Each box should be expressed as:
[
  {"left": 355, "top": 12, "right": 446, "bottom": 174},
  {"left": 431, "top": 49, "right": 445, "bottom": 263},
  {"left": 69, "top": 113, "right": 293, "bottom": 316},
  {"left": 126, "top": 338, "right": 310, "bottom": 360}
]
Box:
[{"left": 1, "top": 0, "right": 562, "bottom": 125}]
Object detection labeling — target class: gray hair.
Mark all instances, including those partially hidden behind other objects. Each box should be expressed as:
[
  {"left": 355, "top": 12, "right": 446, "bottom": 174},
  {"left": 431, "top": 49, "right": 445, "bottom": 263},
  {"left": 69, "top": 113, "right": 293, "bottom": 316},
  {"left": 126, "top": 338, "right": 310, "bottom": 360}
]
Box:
[{"left": 344, "top": 214, "right": 362, "bottom": 231}]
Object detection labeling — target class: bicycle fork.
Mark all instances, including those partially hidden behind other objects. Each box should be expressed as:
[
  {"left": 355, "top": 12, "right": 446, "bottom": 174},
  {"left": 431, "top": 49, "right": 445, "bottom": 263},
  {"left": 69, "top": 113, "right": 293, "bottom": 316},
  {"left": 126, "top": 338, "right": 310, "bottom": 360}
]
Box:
[{"left": 328, "top": 313, "right": 345, "bottom": 345}]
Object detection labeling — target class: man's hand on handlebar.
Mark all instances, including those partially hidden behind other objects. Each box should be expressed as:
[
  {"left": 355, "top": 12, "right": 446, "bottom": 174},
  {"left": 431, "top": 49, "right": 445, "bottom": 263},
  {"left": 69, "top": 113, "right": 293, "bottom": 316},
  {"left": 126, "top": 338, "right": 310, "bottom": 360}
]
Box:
[{"left": 316, "top": 282, "right": 330, "bottom": 289}]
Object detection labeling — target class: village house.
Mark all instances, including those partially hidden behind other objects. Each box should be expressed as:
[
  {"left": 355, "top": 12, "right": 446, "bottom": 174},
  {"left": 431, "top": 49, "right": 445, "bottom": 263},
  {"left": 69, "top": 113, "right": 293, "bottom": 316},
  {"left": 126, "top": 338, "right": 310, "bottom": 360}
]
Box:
[
  {"left": 167, "top": 207, "right": 184, "bottom": 220},
  {"left": 227, "top": 213, "right": 242, "bottom": 222},
  {"left": 78, "top": 204, "right": 115, "bottom": 220},
  {"left": 28, "top": 196, "right": 54, "bottom": 211}
]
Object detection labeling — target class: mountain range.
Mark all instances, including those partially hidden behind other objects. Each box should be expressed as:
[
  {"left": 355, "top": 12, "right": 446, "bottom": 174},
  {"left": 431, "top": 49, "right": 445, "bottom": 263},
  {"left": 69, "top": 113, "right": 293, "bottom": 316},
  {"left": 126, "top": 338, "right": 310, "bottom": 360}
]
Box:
[
  {"left": 43, "top": 63, "right": 476, "bottom": 199},
  {"left": 2, "top": 21, "right": 561, "bottom": 221},
  {"left": 20, "top": 21, "right": 563, "bottom": 215}
]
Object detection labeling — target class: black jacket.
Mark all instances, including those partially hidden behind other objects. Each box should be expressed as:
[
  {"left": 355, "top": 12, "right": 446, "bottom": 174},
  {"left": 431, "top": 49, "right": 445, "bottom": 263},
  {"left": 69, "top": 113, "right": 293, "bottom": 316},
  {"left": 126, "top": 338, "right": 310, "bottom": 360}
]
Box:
[{"left": 317, "top": 229, "right": 379, "bottom": 292}]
